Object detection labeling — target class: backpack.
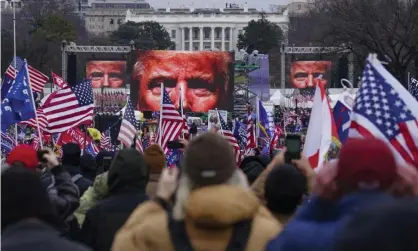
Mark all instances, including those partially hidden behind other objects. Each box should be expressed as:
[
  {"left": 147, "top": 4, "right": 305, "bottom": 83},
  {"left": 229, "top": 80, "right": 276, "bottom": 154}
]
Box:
[{"left": 168, "top": 213, "right": 253, "bottom": 251}]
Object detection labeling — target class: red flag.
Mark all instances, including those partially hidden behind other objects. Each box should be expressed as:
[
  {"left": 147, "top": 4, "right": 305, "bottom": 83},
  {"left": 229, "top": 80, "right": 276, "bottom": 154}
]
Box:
[{"left": 51, "top": 72, "right": 68, "bottom": 89}]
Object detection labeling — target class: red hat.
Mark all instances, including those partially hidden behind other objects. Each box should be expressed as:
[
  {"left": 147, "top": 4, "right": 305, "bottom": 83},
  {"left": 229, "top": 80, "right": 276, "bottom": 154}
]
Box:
[
  {"left": 337, "top": 138, "right": 397, "bottom": 190},
  {"left": 6, "top": 145, "right": 39, "bottom": 170}
]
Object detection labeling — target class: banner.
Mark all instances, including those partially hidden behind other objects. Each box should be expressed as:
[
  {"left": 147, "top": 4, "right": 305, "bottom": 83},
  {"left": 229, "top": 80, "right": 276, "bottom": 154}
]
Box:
[{"left": 208, "top": 110, "right": 227, "bottom": 131}]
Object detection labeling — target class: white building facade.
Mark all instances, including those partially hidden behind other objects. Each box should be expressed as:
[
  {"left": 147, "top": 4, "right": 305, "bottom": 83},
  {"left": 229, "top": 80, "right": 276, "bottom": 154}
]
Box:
[{"left": 125, "top": 7, "right": 289, "bottom": 51}]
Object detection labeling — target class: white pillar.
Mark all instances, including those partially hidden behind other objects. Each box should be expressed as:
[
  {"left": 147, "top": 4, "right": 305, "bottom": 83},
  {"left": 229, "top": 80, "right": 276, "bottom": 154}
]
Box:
[
  {"left": 189, "top": 27, "right": 193, "bottom": 51},
  {"left": 199, "top": 27, "right": 203, "bottom": 51},
  {"left": 181, "top": 27, "right": 185, "bottom": 50},
  {"left": 229, "top": 27, "right": 233, "bottom": 51},
  {"left": 221, "top": 27, "right": 225, "bottom": 51},
  {"left": 211, "top": 27, "right": 215, "bottom": 50}
]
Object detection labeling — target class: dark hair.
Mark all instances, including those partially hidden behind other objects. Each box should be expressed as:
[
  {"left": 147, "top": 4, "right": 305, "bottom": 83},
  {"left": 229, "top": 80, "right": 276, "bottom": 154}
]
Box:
[
  {"left": 264, "top": 164, "right": 307, "bottom": 215},
  {"left": 1, "top": 167, "right": 61, "bottom": 230}
]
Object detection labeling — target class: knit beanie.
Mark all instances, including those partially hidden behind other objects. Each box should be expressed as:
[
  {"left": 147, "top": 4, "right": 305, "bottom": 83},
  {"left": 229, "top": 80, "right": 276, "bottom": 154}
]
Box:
[
  {"left": 143, "top": 144, "right": 166, "bottom": 174},
  {"left": 62, "top": 143, "right": 81, "bottom": 166},
  {"left": 184, "top": 132, "right": 235, "bottom": 187},
  {"left": 337, "top": 138, "right": 397, "bottom": 190},
  {"left": 1, "top": 167, "right": 60, "bottom": 230},
  {"left": 6, "top": 145, "right": 39, "bottom": 170}
]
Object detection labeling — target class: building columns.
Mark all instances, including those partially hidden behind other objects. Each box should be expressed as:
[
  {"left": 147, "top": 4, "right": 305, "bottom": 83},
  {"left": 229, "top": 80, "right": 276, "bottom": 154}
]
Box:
[
  {"left": 229, "top": 27, "right": 233, "bottom": 51},
  {"left": 199, "top": 27, "right": 203, "bottom": 51},
  {"left": 189, "top": 27, "right": 193, "bottom": 51},
  {"left": 211, "top": 27, "right": 215, "bottom": 50},
  {"left": 221, "top": 27, "right": 225, "bottom": 51},
  {"left": 181, "top": 27, "right": 185, "bottom": 50}
]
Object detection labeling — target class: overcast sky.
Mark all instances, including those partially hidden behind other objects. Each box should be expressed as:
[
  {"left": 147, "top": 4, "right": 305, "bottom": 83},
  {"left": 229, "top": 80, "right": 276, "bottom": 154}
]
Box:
[{"left": 150, "top": 0, "right": 296, "bottom": 11}]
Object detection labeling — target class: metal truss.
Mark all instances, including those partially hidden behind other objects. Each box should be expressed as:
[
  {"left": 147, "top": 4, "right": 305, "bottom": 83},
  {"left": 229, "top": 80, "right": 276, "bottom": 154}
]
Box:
[
  {"left": 283, "top": 46, "right": 350, "bottom": 54},
  {"left": 64, "top": 45, "right": 132, "bottom": 53}
]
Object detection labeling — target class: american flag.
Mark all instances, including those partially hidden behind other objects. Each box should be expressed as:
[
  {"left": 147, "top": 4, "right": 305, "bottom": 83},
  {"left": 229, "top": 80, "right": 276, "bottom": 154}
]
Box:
[
  {"left": 245, "top": 113, "right": 256, "bottom": 155},
  {"left": 270, "top": 125, "right": 283, "bottom": 150},
  {"left": 218, "top": 110, "right": 242, "bottom": 166},
  {"left": 155, "top": 87, "right": 184, "bottom": 154},
  {"left": 118, "top": 98, "right": 140, "bottom": 150},
  {"left": 32, "top": 134, "right": 41, "bottom": 150},
  {"left": 100, "top": 130, "right": 111, "bottom": 150},
  {"left": 349, "top": 55, "right": 418, "bottom": 166},
  {"left": 135, "top": 135, "right": 144, "bottom": 153},
  {"left": 410, "top": 76, "right": 418, "bottom": 101},
  {"left": 5, "top": 57, "right": 49, "bottom": 93},
  {"left": 20, "top": 108, "right": 48, "bottom": 131},
  {"left": 41, "top": 79, "right": 94, "bottom": 134}
]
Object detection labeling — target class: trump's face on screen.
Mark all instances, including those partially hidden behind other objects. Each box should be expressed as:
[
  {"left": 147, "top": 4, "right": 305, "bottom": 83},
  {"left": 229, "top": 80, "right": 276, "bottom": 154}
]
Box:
[
  {"left": 133, "top": 50, "right": 232, "bottom": 112},
  {"left": 86, "top": 61, "right": 126, "bottom": 88},
  {"left": 290, "top": 61, "right": 331, "bottom": 88}
]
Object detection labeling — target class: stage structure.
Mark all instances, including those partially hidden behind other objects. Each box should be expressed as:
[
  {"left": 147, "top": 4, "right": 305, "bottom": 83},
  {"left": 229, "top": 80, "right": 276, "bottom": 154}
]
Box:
[
  {"left": 233, "top": 49, "right": 261, "bottom": 117},
  {"left": 280, "top": 45, "right": 354, "bottom": 89},
  {"left": 60, "top": 40, "right": 134, "bottom": 81}
]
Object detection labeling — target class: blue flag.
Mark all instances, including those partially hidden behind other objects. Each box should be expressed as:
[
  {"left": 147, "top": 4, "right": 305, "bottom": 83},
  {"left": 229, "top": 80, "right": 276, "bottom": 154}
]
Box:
[
  {"left": 333, "top": 100, "right": 351, "bottom": 144},
  {"left": 166, "top": 149, "right": 182, "bottom": 167},
  {"left": 1, "top": 61, "right": 36, "bottom": 130},
  {"left": 258, "top": 100, "right": 270, "bottom": 137},
  {"left": 1, "top": 75, "right": 14, "bottom": 100}
]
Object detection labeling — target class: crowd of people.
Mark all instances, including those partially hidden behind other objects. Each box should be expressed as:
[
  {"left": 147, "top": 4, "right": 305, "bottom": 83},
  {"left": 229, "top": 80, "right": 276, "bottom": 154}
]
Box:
[{"left": 2, "top": 132, "right": 418, "bottom": 251}]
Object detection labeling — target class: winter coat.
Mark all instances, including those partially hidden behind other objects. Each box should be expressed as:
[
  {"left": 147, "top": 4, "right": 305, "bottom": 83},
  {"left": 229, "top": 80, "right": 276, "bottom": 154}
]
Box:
[
  {"left": 112, "top": 185, "right": 282, "bottom": 251},
  {"left": 74, "top": 172, "right": 109, "bottom": 226},
  {"left": 1, "top": 219, "right": 91, "bottom": 251},
  {"left": 40, "top": 166, "right": 80, "bottom": 225},
  {"left": 80, "top": 149, "right": 149, "bottom": 251},
  {"left": 266, "top": 191, "right": 397, "bottom": 251},
  {"left": 64, "top": 164, "right": 93, "bottom": 197}
]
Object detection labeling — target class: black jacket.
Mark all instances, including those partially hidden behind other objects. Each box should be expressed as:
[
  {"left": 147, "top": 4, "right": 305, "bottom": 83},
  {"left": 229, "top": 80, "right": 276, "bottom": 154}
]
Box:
[
  {"left": 80, "top": 149, "right": 149, "bottom": 251},
  {"left": 65, "top": 164, "right": 93, "bottom": 197},
  {"left": 41, "top": 166, "right": 80, "bottom": 223},
  {"left": 1, "top": 219, "right": 91, "bottom": 251}
]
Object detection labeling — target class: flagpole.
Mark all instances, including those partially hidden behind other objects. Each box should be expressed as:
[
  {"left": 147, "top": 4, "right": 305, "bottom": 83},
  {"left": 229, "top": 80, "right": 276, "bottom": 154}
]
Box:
[
  {"left": 407, "top": 72, "right": 411, "bottom": 92},
  {"left": 256, "top": 97, "right": 260, "bottom": 146},
  {"left": 13, "top": 0, "right": 18, "bottom": 145},
  {"left": 180, "top": 87, "right": 184, "bottom": 139},
  {"left": 24, "top": 60, "right": 43, "bottom": 148},
  {"left": 158, "top": 83, "right": 163, "bottom": 146}
]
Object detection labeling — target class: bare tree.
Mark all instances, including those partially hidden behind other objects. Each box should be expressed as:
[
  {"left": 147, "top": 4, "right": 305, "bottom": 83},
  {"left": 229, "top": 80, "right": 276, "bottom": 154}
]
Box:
[{"left": 309, "top": 0, "right": 418, "bottom": 85}]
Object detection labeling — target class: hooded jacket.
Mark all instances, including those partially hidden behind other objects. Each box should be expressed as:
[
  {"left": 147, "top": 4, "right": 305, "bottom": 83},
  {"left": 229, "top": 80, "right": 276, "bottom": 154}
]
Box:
[
  {"left": 80, "top": 149, "right": 149, "bottom": 251},
  {"left": 74, "top": 172, "right": 109, "bottom": 226},
  {"left": 112, "top": 172, "right": 282, "bottom": 251}
]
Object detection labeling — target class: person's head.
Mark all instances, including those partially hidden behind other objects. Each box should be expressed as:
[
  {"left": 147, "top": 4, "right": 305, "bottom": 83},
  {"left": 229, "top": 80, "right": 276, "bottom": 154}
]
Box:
[
  {"left": 86, "top": 60, "right": 126, "bottom": 88},
  {"left": 80, "top": 154, "right": 96, "bottom": 174},
  {"left": 143, "top": 144, "right": 166, "bottom": 174},
  {"left": 335, "top": 199, "right": 418, "bottom": 251},
  {"left": 6, "top": 145, "right": 39, "bottom": 171},
  {"left": 264, "top": 164, "right": 307, "bottom": 216},
  {"left": 133, "top": 51, "right": 232, "bottom": 112},
  {"left": 61, "top": 143, "right": 81, "bottom": 166},
  {"left": 290, "top": 61, "right": 331, "bottom": 88},
  {"left": 95, "top": 150, "right": 114, "bottom": 174},
  {"left": 337, "top": 138, "right": 397, "bottom": 193},
  {"left": 240, "top": 156, "right": 266, "bottom": 184},
  {"left": 1, "top": 167, "right": 60, "bottom": 230},
  {"left": 173, "top": 132, "right": 249, "bottom": 220},
  {"left": 107, "top": 148, "right": 149, "bottom": 193}
]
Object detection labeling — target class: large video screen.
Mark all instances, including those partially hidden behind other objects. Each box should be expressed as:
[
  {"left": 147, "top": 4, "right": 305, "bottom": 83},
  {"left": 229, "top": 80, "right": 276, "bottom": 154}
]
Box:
[
  {"left": 130, "top": 50, "right": 234, "bottom": 112},
  {"left": 86, "top": 60, "right": 127, "bottom": 88},
  {"left": 289, "top": 61, "right": 332, "bottom": 89}
]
